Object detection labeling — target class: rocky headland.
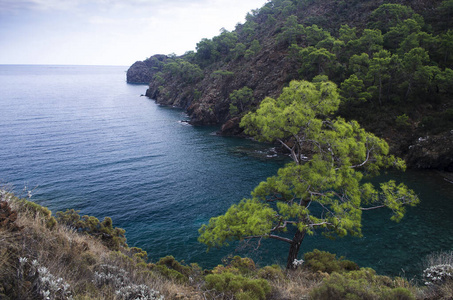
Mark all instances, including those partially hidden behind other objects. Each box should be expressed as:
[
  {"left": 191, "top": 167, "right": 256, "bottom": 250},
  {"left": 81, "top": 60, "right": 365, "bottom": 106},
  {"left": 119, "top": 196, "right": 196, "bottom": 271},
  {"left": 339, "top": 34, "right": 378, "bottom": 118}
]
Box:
[{"left": 127, "top": 0, "right": 453, "bottom": 171}]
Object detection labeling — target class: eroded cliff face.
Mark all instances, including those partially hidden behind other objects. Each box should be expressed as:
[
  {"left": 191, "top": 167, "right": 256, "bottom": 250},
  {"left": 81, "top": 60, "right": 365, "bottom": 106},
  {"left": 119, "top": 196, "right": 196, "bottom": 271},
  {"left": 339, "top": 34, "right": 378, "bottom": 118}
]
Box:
[
  {"left": 143, "top": 43, "right": 298, "bottom": 127},
  {"left": 126, "top": 55, "right": 168, "bottom": 84}
]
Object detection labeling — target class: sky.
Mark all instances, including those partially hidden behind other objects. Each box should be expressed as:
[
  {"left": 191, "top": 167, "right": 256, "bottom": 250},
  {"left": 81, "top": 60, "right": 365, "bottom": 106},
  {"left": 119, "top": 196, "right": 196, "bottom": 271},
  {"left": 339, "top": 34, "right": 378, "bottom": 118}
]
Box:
[{"left": 0, "top": 0, "right": 267, "bottom": 66}]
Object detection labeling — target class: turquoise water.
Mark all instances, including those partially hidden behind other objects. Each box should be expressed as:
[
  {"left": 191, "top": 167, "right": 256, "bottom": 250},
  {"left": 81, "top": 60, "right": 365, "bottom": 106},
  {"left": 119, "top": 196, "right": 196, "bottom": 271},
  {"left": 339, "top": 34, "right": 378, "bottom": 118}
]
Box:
[{"left": 0, "top": 65, "right": 451, "bottom": 279}]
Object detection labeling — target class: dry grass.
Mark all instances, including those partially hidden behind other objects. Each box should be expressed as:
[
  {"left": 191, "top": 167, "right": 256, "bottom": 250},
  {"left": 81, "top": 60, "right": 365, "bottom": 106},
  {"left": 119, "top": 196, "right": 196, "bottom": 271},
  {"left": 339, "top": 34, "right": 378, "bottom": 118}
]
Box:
[
  {"left": 267, "top": 269, "right": 324, "bottom": 300},
  {"left": 2, "top": 191, "right": 445, "bottom": 300},
  {"left": 1, "top": 192, "right": 203, "bottom": 299}
]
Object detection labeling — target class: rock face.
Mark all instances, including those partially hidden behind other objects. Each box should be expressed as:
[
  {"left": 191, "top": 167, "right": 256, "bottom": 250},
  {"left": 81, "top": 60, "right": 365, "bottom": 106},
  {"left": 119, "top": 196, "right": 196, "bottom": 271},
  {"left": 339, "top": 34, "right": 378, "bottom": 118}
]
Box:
[
  {"left": 126, "top": 55, "right": 168, "bottom": 84},
  {"left": 127, "top": 61, "right": 153, "bottom": 84},
  {"left": 405, "top": 132, "right": 453, "bottom": 171},
  {"left": 144, "top": 41, "right": 298, "bottom": 126}
]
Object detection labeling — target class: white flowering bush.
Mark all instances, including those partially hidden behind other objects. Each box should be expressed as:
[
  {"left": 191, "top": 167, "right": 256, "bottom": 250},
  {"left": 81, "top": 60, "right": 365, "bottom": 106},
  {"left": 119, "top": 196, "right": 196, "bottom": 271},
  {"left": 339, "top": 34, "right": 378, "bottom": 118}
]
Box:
[
  {"left": 115, "top": 284, "right": 164, "bottom": 300},
  {"left": 94, "top": 264, "right": 163, "bottom": 300},
  {"left": 423, "top": 264, "right": 453, "bottom": 286},
  {"left": 1, "top": 189, "right": 11, "bottom": 202},
  {"left": 94, "top": 264, "right": 129, "bottom": 287},
  {"left": 293, "top": 258, "right": 305, "bottom": 267},
  {"left": 18, "top": 257, "right": 73, "bottom": 300}
]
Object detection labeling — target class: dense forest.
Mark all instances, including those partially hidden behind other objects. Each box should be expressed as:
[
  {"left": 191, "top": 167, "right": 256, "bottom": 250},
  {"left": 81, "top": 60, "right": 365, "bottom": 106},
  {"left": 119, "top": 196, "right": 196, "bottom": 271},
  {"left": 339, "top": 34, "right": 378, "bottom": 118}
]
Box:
[{"left": 127, "top": 0, "right": 453, "bottom": 171}]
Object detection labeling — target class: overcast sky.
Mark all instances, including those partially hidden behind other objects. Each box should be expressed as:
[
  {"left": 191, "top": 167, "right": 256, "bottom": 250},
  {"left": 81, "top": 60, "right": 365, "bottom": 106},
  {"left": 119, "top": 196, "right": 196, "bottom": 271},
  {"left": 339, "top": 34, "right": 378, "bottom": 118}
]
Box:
[{"left": 0, "top": 0, "right": 267, "bottom": 66}]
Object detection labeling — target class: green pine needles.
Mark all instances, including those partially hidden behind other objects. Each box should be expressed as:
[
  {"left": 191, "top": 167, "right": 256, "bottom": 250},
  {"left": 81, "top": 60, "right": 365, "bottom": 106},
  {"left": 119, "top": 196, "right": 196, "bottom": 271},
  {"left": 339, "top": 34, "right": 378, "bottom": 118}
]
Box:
[{"left": 199, "top": 77, "right": 419, "bottom": 269}]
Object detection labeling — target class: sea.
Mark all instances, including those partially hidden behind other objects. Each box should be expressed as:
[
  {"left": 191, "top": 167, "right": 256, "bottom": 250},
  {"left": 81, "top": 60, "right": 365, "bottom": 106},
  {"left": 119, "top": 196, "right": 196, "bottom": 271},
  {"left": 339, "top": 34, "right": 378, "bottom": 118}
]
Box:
[{"left": 0, "top": 65, "right": 452, "bottom": 279}]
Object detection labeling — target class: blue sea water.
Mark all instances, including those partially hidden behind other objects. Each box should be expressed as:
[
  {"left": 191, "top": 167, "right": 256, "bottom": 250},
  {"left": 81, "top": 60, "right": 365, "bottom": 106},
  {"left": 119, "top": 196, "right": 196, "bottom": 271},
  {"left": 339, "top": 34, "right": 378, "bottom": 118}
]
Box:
[{"left": 0, "top": 65, "right": 452, "bottom": 279}]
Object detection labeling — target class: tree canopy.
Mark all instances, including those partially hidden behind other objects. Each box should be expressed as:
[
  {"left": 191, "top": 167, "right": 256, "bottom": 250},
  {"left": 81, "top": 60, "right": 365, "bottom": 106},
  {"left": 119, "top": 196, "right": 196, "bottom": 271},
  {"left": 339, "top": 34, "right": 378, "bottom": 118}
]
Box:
[{"left": 199, "top": 79, "right": 419, "bottom": 269}]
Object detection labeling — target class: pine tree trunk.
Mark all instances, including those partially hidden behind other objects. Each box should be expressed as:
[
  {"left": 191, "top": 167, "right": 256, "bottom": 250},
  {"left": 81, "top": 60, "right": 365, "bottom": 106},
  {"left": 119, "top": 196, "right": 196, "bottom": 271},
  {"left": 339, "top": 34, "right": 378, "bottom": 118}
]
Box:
[{"left": 286, "top": 229, "right": 306, "bottom": 269}]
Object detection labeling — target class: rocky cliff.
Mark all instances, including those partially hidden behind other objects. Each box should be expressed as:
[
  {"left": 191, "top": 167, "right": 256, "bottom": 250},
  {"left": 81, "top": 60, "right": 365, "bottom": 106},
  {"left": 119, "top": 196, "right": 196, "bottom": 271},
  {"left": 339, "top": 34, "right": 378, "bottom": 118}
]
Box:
[{"left": 127, "top": 0, "right": 453, "bottom": 171}]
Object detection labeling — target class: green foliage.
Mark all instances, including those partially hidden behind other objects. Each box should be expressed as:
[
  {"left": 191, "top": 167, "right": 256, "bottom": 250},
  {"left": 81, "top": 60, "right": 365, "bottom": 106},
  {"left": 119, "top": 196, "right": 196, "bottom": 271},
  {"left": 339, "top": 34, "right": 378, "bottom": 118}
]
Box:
[
  {"left": 231, "top": 42, "right": 246, "bottom": 60},
  {"left": 310, "top": 268, "right": 415, "bottom": 300},
  {"left": 211, "top": 256, "right": 257, "bottom": 277},
  {"left": 348, "top": 53, "right": 369, "bottom": 79},
  {"left": 56, "top": 209, "right": 126, "bottom": 250},
  {"left": 225, "top": 256, "right": 256, "bottom": 275},
  {"left": 152, "top": 255, "right": 192, "bottom": 283},
  {"left": 305, "top": 24, "right": 331, "bottom": 47},
  {"left": 15, "top": 199, "right": 56, "bottom": 229},
  {"left": 162, "top": 58, "right": 203, "bottom": 84},
  {"left": 212, "top": 70, "right": 235, "bottom": 78},
  {"left": 438, "top": 0, "right": 453, "bottom": 30},
  {"left": 303, "top": 249, "right": 359, "bottom": 274},
  {"left": 298, "top": 46, "right": 337, "bottom": 78},
  {"left": 204, "top": 272, "right": 271, "bottom": 300},
  {"left": 368, "top": 4, "right": 416, "bottom": 34},
  {"left": 257, "top": 265, "right": 285, "bottom": 281},
  {"left": 199, "top": 79, "right": 418, "bottom": 269},
  {"left": 229, "top": 86, "right": 254, "bottom": 116},
  {"left": 198, "top": 198, "right": 275, "bottom": 249},
  {"left": 277, "top": 15, "right": 305, "bottom": 45},
  {"left": 195, "top": 29, "right": 238, "bottom": 64},
  {"left": 395, "top": 114, "right": 410, "bottom": 128},
  {"left": 348, "top": 29, "right": 383, "bottom": 55},
  {"left": 339, "top": 25, "right": 357, "bottom": 44},
  {"left": 365, "top": 50, "right": 400, "bottom": 104},
  {"left": 195, "top": 38, "right": 218, "bottom": 66},
  {"left": 245, "top": 40, "right": 262, "bottom": 59},
  {"left": 129, "top": 247, "right": 148, "bottom": 262},
  {"left": 340, "top": 74, "right": 371, "bottom": 103},
  {"left": 214, "top": 29, "right": 238, "bottom": 56}
]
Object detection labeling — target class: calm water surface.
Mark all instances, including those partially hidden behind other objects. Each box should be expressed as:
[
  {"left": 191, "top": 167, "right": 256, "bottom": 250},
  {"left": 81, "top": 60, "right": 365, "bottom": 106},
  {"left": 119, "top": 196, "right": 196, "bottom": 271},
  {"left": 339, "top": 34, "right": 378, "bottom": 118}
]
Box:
[{"left": 0, "top": 65, "right": 451, "bottom": 279}]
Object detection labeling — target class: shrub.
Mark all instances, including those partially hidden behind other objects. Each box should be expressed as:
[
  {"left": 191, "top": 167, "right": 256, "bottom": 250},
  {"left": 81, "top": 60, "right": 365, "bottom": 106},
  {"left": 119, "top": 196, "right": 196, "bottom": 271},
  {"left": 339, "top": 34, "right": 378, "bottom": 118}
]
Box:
[
  {"left": 303, "top": 249, "right": 359, "bottom": 274},
  {"left": 257, "top": 265, "right": 285, "bottom": 281},
  {"left": 17, "top": 257, "right": 73, "bottom": 300},
  {"left": 229, "top": 87, "right": 254, "bottom": 117},
  {"left": 94, "top": 264, "right": 163, "bottom": 300},
  {"left": 310, "top": 268, "right": 415, "bottom": 300},
  {"left": 423, "top": 264, "right": 453, "bottom": 285},
  {"left": 421, "top": 251, "right": 453, "bottom": 299},
  {"left": 395, "top": 114, "right": 410, "bottom": 128},
  {"left": 152, "top": 256, "right": 191, "bottom": 283},
  {"left": 56, "top": 209, "right": 126, "bottom": 250},
  {"left": 226, "top": 256, "right": 256, "bottom": 275},
  {"left": 204, "top": 272, "right": 271, "bottom": 300},
  {"left": 14, "top": 199, "right": 56, "bottom": 229},
  {"left": 212, "top": 70, "right": 235, "bottom": 78},
  {"left": 129, "top": 247, "right": 148, "bottom": 262}
]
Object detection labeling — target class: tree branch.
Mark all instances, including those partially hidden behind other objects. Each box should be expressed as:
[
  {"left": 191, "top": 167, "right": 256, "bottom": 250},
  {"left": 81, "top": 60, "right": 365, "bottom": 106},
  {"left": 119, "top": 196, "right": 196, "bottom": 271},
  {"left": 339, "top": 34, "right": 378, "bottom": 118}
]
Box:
[
  {"left": 360, "top": 205, "right": 386, "bottom": 211},
  {"left": 350, "top": 148, "right": 372, "bottom": 169},
  {"left": 309, "top": 222, "right": 332, "bottom": 227},
  {"left": 268, "top": 234, "right": 293, "bottom": 244},
  {"left": 244, "top": 234, "right": 293, "bottom": 244}
]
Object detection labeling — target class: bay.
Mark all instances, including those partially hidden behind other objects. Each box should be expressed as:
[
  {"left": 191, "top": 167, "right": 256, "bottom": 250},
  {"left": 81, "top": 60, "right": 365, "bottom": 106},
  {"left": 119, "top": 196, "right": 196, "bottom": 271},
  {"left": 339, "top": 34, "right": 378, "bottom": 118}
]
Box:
[{"left": 0, "top": 65, "right": 451, "bottom": 279}]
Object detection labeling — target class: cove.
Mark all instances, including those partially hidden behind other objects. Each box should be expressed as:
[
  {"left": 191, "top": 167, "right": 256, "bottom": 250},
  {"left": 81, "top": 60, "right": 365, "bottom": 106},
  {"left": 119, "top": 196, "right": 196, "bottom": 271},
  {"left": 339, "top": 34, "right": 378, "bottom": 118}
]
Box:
[{"left": 0, "top": 65, "right": 451, "bottom": 279}]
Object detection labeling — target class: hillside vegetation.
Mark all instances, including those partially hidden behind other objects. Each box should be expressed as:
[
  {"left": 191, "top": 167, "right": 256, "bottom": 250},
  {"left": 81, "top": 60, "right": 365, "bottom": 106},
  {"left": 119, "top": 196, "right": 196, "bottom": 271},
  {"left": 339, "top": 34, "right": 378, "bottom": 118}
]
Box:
[
  {"left": 127, "top": 0, "right": 453, "bottom": 171},
  {"left": 2, "top": 190, "right": 453, "bottom": 299}
]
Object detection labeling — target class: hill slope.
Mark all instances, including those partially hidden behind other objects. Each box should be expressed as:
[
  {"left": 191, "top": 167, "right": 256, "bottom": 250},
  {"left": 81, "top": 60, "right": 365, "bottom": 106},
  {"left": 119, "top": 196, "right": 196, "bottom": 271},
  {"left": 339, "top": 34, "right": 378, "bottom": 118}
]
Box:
[{"left": 127, "top": 0, "right": 453, "bottom": 171}]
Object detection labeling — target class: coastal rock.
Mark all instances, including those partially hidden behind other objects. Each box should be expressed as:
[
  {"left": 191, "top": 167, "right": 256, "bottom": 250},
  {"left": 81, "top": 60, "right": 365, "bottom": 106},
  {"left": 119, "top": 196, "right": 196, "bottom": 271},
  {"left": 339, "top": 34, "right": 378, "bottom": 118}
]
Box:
[
  {"left": 126, "top": 54, "right": 168, "bottom": 84},
  {"left": 220, "top": 117, "right": 243, "bottom": 136},
  {"left": 405, "top": 132, "right": 453, "bottom": 171},
  {"left": 126, "top": 61, "right": 153, "bottom": 84}
]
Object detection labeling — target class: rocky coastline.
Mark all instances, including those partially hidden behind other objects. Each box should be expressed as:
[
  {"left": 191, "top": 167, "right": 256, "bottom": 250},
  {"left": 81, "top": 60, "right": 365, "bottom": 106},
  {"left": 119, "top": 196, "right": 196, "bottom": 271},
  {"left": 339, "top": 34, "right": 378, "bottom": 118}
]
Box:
[{"left": 126, "top": 0, "right": 453, "bottom": 172}]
